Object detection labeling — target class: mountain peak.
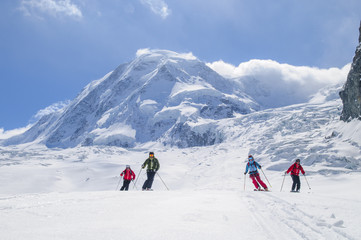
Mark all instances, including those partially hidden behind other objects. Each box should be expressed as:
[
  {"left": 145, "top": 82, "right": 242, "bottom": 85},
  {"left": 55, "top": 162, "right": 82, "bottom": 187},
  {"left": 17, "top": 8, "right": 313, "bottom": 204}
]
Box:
[{"left": 3, "top": 49, "right": 257, "bottom": 148}]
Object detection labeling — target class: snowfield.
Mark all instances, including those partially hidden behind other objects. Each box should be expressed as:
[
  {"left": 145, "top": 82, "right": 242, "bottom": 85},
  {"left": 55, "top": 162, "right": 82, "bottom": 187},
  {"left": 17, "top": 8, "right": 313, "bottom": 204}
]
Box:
[
  {"left": 1, "top": 99, "right": 361, "bottom": 240},
  {"left": 1, "top": 185, "right": 360, "bottom": 240},
  {"left": 0, "top": 157, "right": 360, "bottom": 240}
]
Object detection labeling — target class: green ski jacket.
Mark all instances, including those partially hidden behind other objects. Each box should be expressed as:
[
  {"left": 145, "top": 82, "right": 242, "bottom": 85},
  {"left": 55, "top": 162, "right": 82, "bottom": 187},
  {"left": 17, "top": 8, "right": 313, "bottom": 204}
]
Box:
[{"left": 142, "top": 157, "right": 160, "bottom": 172}]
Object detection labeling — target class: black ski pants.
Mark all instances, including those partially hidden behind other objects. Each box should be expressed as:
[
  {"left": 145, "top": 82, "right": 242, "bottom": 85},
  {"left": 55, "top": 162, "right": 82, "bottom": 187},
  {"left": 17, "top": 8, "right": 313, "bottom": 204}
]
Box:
[
  {"left": 291, "top": 174, "right": 301, "bottom": 191},
  {"left": 120, "top": 179, "right": 131, "bottom": 191},
  {"left": 142, "top": 171, "right": 156, "bottom": 190}
]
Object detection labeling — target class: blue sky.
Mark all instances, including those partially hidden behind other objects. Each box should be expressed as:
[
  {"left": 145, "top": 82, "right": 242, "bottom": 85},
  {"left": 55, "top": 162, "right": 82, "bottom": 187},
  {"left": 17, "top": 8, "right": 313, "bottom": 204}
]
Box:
[{"left": 0, "top": 0, "right": 361, "bottom": 130}]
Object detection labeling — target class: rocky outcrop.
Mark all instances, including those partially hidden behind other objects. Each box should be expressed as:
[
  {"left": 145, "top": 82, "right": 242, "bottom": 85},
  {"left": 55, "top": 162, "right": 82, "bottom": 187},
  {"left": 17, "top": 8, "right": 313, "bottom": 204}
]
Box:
[{"left": 340, "top": 21, "right": 361, "bottom": 121}]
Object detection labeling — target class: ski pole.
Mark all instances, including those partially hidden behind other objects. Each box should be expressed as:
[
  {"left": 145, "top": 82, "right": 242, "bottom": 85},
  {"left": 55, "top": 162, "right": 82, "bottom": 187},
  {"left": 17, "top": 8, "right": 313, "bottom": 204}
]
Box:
[
  {"left": 132, "top": 180, "right": 138, "bottom": 190},
  {"left": 260, "top": 168, "right": 272, "bottom": 188},
  {"left": 115, "top": 176, "right": 122, "bottom": 191},
  {"left": 156, "top": 172, "right": 169, "bottom": 191},
  {"left": 280, "top": 173, "right": 286, "bottom": 192},
  {"left": 244, "top": 173, "right": 246, "bottom": 191},
  {"left": 133, "top": 168, "right": 143, "bottom": 189},
  {"left": 303, "top": 174, "right": 311, "bottom": 190}
]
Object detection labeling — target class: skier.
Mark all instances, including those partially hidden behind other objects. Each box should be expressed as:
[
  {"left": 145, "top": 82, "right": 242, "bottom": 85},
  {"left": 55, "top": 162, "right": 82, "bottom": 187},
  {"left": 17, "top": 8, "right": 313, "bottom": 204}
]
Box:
[
  {"left": 120, "top": 165, "right": 136, "bottom": 191},
  {"left": 285, "top": 159, "right": 305, "bottom": 192},
  {"left": 244, "top": 155, "right": 268, "bottom": 191},
  {"left": 141, "top": 152, "right": 160, "bottom": 191}
]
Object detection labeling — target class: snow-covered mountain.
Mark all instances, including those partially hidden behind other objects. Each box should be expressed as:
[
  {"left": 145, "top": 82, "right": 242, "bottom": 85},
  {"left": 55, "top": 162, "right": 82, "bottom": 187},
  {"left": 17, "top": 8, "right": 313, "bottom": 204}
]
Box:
[
  {"left": 2, "top": 49, "right": 350, "bottom": 149},
  {"left": 3, "top": 49, "right": 261, "bottom": 148}
]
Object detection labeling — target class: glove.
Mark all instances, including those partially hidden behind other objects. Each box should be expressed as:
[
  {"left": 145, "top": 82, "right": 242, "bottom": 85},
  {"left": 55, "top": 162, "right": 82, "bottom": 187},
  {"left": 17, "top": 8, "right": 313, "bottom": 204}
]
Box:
[
  {"left": 244, "top": 172, "right": 247, "bottom": 175},
  {"left": 284, "top": 171, "right": 287, "bottom": 174},
  {"left": 259, "top": 166, "right": 262, "bottom": 169},
  {"left": 141, "top": 164, "right": 145, "bottom": 169}
]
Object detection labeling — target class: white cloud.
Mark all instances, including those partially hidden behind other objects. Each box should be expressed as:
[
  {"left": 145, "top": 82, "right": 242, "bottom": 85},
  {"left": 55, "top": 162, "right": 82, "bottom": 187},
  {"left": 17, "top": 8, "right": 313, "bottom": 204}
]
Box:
[
  {"left": 207, "top": 59, "right": 350, "bottom": 108},
  {"left": 19, "top": 0, "right": 82, "bottom": 19},
  {"left": 0, "top": 126, "right": 31, "bottom": 140},
  {"left": 140, "top": 0, "right": 171, "bottom": 19},
  {"left": 207, "top": 59, "right": 349, "bottom": 85}
]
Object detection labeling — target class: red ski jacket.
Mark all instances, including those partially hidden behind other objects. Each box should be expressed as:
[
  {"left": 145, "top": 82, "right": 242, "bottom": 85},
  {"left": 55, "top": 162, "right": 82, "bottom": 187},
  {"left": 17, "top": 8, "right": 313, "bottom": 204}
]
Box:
[
  {"left": 121, "top": 169, "right": 136, "bottom": 180},
  {"left": 287, "top": 163, "right": 305, "bottom": 176}
]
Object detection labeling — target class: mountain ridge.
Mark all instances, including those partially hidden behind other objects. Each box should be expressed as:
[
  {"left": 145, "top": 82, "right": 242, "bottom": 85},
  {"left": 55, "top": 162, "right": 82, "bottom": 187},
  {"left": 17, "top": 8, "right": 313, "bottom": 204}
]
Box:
[{"left": 3, "top": 49, "right": 260, "bottom": 148}]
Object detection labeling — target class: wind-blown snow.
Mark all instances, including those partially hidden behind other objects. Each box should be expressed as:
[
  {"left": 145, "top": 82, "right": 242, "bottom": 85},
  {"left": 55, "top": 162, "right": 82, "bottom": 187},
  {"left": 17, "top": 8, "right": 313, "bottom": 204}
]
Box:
[
  {"left": 136, "top": 48, "right": 196, "bottom": 61},
  {"left": 31, "top": 100, "right": 71, "bottom": 121}
]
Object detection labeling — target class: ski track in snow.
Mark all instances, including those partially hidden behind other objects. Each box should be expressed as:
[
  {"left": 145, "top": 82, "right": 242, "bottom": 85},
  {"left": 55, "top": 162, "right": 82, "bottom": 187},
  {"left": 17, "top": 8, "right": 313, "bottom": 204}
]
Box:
[
  {"left": 243, "top": 192, "right": 357, "bottom": 240},
  {"left": 1, "top": 188, "right": 361, "bottom": 239}
]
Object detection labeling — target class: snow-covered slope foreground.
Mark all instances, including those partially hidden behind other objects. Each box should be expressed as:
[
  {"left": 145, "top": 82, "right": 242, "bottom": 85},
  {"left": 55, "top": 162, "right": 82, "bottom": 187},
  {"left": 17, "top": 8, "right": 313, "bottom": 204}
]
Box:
[
  {"left": 1, "top": 185, "right": 360, "bottom": 240},
  {"left": 0, "top": 145, "right": 360, "bottom": 240}
]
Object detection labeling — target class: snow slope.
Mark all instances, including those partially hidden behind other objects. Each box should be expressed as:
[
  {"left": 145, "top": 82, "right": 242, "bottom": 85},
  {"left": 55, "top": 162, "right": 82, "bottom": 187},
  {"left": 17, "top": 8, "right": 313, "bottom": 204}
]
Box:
[
  {"left": 1, "top": 96, "right": 361, "bottom": 239},
  {"left": 0, "top": 144, "right": 360, "bottom": 240},
  {"left": 1, "top": 186, "right": 360, "bottom": 240}
]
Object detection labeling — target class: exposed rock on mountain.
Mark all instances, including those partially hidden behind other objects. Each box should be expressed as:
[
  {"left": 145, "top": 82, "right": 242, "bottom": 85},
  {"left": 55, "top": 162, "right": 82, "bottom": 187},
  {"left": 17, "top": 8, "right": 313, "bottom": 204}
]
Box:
[{"left": 340, "top": 22, "right": 361, "bottom": 121}]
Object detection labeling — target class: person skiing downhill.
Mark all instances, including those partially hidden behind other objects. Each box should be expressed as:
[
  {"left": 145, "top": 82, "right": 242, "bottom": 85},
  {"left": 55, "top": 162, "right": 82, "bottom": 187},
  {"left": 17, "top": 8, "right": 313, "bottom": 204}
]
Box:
[
  {"left": 285, "top": 159, "right": 305, "bottom": 192},
  {"left": 141, "top": 152, "right": 160, "bottom": 191},
  {"left": 120, "top": 165, "right": 136, "bottom": 191},
  {"left": 244, "top": 155, "right": 268, "bottom": 191}
]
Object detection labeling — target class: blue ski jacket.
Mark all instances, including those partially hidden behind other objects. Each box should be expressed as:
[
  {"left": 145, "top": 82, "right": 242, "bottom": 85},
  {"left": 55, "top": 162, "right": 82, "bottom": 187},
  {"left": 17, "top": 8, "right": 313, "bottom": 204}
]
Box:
[{"left": 245, "top": 160, "right": 261, "bottom": 174}]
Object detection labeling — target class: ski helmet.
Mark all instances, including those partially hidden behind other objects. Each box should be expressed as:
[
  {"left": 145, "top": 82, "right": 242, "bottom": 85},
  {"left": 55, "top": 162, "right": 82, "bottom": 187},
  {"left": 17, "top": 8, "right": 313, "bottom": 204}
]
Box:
[
  {"left": 248, "top": 155, "right": 254, "bottom": 160},
  {"left": 126, "top": 165, "right": 130, "bottom": 168},
  {"left": 295, "top": 159, "right": 300, "bottom": 163},
  {"left": 149, "top": 152, "right": 154, "bottom": 156}
]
